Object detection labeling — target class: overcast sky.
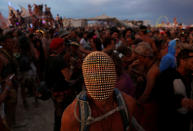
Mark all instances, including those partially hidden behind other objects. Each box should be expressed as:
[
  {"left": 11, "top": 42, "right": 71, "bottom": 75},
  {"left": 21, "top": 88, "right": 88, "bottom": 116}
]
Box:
[{"left": 0, "top": 0, "right": 193, "bottom": 25}]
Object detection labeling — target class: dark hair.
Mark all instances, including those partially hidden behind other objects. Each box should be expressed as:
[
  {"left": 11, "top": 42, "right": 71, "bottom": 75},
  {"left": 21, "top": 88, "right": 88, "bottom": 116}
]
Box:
[
  {"left": 78, "top": 32, "right": 83, "bottom": 38},
  {"left": 94, "top": 38, "right": 102, "bottom": 51},
  {"left": 103, "top": 37, "right": 113, "bottom": 48},
  {"left": 110, "top": 27, "right": 119, "bottom": 35},
  {"left": 123, "top": 28, "right": 133, "bottom": 38},
  {"left": 140, "top": 25, "right": 147, "bottom": 34},
  {"left": 87, "top": 32, "right": 94, "bottom": 39},
  {"left": 165, "top": 31, "right": 171, "bottom": 38},
  {"left": 177, "top": 49, "right": 193, "bottom": 66},
  {"left": 155, "top": 39, "right": 167, "bottom": 50},
  {"left": 117, "top": 45, "right": 132, "bottom": 56},
  {"left": 133, "top": 38, "right": 142, "bottom": 45}
]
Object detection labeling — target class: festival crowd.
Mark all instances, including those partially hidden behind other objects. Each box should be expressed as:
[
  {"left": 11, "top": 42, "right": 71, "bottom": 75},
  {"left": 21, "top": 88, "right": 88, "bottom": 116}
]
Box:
[{"left": 0, "top": 4, "right": 193, "bottom": 131}]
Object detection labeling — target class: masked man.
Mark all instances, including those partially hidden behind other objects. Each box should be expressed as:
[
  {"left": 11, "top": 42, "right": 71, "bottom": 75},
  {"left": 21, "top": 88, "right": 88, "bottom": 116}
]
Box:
[{"left": 61, "top": 51, "right": 144, "bottom": 131}]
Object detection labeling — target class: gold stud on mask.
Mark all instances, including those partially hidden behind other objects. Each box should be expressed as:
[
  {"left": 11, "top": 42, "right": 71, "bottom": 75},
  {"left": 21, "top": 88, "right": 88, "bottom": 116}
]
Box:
[{"left": 82, "top": 51, "right": 117, "bottom": 101}]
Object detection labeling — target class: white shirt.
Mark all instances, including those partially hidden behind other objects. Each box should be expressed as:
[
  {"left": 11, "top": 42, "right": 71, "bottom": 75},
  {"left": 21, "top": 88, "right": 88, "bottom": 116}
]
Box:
[{"left": 80, "top": 38, "right": 91, "bottom": 50}]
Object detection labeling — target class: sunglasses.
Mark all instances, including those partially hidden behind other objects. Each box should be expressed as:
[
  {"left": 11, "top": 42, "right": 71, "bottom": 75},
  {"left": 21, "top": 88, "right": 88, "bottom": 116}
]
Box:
[{"left": 182, "top": 53, "right": 193, "bottom": 59}]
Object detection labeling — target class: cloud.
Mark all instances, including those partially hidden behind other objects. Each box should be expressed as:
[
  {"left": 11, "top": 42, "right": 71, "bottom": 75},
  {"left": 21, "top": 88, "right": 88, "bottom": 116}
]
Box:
[
  {"left": 0, "top": 0, "right": 193, "bottom": 24},
  {"left": 88, "top": 0, "right": 111, "bottom": 5}
]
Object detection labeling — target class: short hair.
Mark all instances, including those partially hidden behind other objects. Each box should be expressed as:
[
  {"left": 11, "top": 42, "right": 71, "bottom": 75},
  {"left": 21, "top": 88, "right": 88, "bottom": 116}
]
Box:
[
  {"left": 87, "top": 32, "right": 94, "bottom": 39},
  {"left": 139, "top": 25, "right": 147, "bottom": 34},
  {"left": 177, "top": 49, "right": 193, "bottom": 66},
  {"left": 110, "top": 27, "right": 119, "bottom": 35}
]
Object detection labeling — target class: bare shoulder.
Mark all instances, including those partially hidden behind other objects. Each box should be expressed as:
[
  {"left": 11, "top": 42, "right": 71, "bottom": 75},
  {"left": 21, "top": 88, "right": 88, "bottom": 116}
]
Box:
[
  {"left": 147, "top": 64, "right": 160, "bottom": 79},
  {"left": 61, "top": 99, "right": 80, "bottom": 131}
]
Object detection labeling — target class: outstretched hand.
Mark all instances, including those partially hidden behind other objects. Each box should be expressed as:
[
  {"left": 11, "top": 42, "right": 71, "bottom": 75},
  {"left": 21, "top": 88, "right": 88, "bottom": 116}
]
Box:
[{"left": 181, "top": 98, "right": 193, "bottom": 110}]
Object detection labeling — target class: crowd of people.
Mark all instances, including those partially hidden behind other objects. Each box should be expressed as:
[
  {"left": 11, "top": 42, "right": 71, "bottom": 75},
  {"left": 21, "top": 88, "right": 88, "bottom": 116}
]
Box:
[
  {"left": 8, "top": 4, "right": 63, "bottom": 30},
  {"left": 0, "top": 6, "right": 193, "bottom": 131}
]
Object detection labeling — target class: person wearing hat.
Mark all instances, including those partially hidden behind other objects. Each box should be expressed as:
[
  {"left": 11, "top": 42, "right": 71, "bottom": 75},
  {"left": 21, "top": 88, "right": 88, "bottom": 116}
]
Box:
[
  {"left": 133, "top": 42, "right": 160, "bottom": 131},
  {"left": 49, "top": 38, "right": 65, "bottom": 55},
  {"left": 133, "top": 42, "right": 157, "bottom": 99},
  {"left": 70, "top": 41, "right": 82, "bottom": 62},
  {"left": 45, "top": 38, "right": 72, "bottom": 131},
  {"left": 159, "top": 39, "right": 177, "bottom": 72},
  {"left": 67, "top": 41, "right": 83, "bottom": 104}
]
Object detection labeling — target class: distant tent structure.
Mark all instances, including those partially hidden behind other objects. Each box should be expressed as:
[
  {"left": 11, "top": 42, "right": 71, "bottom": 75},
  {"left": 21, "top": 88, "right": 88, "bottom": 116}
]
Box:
[
  {"left": 86, "top": 14, "right": 128, "bottom": 27},
  {"left": 88, "top": 14, "right": 114, "bottom": 21}
]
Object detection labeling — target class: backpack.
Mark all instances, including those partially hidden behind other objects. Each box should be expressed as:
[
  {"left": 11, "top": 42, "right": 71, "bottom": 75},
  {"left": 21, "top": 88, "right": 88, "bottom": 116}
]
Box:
[{"left": 74, "top": 88, "right": 144, "bottom": 131}]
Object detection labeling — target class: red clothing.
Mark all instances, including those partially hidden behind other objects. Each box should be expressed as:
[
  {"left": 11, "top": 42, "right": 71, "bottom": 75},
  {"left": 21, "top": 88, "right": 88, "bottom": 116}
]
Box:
[
  {"left": 116, "top": 73, "right": 135, "bottom": 97},
  {"left": 135, "top": 101, "right": 158, "bottom": 131}
]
